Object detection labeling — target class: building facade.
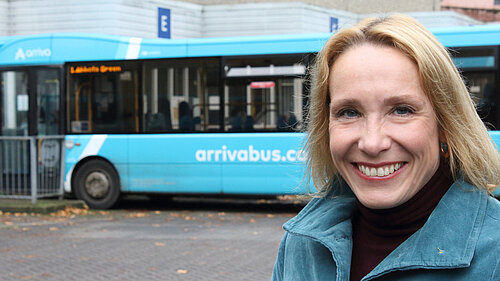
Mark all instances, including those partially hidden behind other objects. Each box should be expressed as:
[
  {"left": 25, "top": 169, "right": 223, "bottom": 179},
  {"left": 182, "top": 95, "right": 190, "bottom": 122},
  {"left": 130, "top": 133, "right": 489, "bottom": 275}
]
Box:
[
  {"left": 441, "top": 0, "right": 500, "bottom": 22},
  {"left": 0, "top": 0, "right": 481, "bottom": 39}
]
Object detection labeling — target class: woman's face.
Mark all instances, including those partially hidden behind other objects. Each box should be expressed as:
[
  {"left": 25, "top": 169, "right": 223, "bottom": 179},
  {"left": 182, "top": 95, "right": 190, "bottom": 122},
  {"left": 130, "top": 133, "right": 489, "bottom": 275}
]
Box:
[{"left": 328, "top": 44, "right": 441, "bottom": 209}]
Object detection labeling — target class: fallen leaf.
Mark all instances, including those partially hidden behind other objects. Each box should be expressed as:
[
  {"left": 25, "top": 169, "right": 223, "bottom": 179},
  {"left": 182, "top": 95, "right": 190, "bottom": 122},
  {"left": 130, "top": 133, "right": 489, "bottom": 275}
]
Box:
[
  {"left": 152, "top": 224, "right": 161, "bottom": 227},
  {"left": 0, "top": 248, "right": 15, "bottom": 253},
  {"left": 155, "top": 242, "right": 165, "bottom": 246},
  {"left": 49, "top": 206, "right": 89, "bottom": 217},
  {"left": 127, "top": 212, "right": 148, "bottom": 218},
  {"left": 4, "top": 221, "right": 13, "bottom": 225},
  {"left": 176, "top": 269, "right": 188, "bottom": 274},
  {"left": 49, "top": 227, "right": 58, "bottom": 231},
  {"left": 249, "top": 218, "right": 256, "bottom": 223}
]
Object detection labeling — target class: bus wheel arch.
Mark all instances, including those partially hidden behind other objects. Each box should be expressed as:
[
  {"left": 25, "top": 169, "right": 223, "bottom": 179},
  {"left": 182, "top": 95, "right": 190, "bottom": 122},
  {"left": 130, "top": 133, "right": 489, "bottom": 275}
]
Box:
[{"left": 72, "top": 157, "right": 121, "bottom": 209}]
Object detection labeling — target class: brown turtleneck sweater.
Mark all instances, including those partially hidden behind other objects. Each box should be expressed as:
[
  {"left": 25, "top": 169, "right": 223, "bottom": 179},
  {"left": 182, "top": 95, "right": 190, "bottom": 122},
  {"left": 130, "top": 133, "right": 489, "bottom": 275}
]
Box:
[{"left": 349, "top": 161, "right": 453, "bottom": 281}]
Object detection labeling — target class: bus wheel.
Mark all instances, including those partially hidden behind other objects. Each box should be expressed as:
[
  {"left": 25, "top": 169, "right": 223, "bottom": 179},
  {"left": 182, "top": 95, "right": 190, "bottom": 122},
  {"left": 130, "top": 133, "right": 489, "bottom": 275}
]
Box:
[{"left": 73, "top": 160, "right": 120, "bottom": 209}]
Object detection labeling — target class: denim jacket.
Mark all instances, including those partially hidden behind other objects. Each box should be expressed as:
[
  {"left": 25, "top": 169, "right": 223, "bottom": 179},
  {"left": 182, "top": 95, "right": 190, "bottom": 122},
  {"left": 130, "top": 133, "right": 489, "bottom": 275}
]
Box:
[{"left": 271, "top": 180, "right": 500, "bottom": 281}]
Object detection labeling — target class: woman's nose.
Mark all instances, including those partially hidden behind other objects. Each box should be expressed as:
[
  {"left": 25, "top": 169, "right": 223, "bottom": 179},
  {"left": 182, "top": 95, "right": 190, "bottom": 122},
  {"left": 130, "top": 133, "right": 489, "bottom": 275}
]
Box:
[{"left": 357, "top": 120, "right": 391, "bottom": 156}]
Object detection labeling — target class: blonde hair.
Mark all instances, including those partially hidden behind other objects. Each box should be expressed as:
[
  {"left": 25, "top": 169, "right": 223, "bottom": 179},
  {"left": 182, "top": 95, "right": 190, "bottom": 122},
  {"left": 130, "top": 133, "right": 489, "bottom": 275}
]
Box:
[{"left": 306, "top": 14, "right": 500, "bottom": 194}]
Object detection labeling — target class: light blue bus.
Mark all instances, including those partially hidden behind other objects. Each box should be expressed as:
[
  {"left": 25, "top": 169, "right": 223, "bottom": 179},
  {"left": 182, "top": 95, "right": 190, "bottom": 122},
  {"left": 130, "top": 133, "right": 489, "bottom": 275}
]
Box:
[{"left": 0, "top": 25, "right": 499, "bottom": 208}]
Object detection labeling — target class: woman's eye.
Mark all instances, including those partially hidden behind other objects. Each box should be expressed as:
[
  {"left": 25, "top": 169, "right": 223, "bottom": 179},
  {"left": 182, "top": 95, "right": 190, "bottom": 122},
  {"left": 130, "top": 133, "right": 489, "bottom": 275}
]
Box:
[
  {"left": 337, "top": 108, "right": 359, "bottom": 118},
  {"left": 393, "top": 106, "right": 414, "bottom": 116}
]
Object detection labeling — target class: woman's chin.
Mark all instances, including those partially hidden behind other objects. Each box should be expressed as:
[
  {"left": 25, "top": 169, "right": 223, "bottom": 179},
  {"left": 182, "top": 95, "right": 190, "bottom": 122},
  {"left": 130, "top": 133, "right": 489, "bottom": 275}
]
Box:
[{"left": 355, "top": 193, "right": 405, "bottom": 209}]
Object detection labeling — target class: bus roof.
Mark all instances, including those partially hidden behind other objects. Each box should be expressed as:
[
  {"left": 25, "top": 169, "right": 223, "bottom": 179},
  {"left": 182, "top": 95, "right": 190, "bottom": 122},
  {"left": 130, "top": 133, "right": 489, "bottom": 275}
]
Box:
[
  {"left": 0, "top": 24, "right": 499, "bottom": 66},
  {"left": 430, "top": 24, "right": 500, "bottom": 47}
]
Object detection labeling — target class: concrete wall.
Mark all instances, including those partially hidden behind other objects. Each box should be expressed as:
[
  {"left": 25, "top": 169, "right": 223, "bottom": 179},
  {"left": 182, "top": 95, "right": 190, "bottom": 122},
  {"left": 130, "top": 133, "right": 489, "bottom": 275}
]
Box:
[
  {"left": 0, "top": 0, "right": 8, "bottom": 36},
  {"left": 110, "top": 0, "right": 203, "bottom": 38},
  {"left": 6, "top": 0, "right": 202, "bottom": 38},
  {"left": 8, "top": 0, "right": 120, "bottom": 35},
  {"left": 202, "top": 2, "right": 357, "bottom": 37},
  {"left": 406, "top": 11, "right": 482, "bottom": 27},
  {"left": 183, "top": 0, "right": 440, "bottom": 13}
]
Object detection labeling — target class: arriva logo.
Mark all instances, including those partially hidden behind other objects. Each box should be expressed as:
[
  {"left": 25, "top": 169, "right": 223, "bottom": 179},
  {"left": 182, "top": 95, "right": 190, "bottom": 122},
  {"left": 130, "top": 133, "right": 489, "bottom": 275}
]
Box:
[{"left": 15, "top": 48, "right": 51, "bottom": 60}]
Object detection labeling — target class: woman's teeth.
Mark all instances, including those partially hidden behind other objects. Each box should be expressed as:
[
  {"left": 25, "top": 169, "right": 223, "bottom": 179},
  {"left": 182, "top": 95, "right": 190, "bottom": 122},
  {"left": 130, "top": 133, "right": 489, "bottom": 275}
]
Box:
[{"left": 357, "top": 163, "right": 403, "bottom": 177}]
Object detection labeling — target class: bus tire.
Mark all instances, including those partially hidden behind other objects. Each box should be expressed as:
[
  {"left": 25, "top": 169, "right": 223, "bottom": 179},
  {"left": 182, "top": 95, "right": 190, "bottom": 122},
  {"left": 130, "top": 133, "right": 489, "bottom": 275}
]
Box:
[{"left": 73, "top": 159, "right": 120, "bottom": 209}]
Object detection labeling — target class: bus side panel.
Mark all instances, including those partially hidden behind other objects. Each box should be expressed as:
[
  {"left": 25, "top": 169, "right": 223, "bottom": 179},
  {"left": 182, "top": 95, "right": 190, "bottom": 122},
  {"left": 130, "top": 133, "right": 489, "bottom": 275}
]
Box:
[
  {"left": 65, "top": 134, "right": 128, "bottom": 191},
  {"left": 127, "top": 134, "right": 222, "bottom": 193},
  {"left": 0, "top": 36, "right": 53, "bottom": 66},
  {"left": 218, "top": 133, "right": 307, "bottom": 195},
  {"left": 126, "top": 133, "right": 307, "bottom": 195},
  {"left": 222, "top": 163, "right": 305, "bottom": 195}
]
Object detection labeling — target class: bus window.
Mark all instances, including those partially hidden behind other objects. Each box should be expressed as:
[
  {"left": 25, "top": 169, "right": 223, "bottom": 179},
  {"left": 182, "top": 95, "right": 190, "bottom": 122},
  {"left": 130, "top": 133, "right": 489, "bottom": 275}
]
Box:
[
  {"left": 67, "top": 62, "right": 139, "bottom": 133},
  {"left": 463, "top": 72, "right": 498, "bottom": 129},
  {"left": 1, "top": 71, "right": 29, "bottom": 136},
  {"left": 37, "top": 69, "right": 60, "bottom": 135},
  {"left": 143, "top": 58, "right": 220, "bottom": 133},
  {"left": 225, "top": 77, "right": 303, "bottom": 132},
  {"left": 451, "top": 47, "right": 499, "bottom": 130},
  {"left": 223, "top": 55, "right": 306, "bottom": 132}
]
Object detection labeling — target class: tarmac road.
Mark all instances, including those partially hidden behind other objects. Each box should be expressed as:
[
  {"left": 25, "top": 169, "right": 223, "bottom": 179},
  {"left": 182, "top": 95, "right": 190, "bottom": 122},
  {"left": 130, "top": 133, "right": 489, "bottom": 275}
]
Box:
[{"left": 0, "top": 195, "right": 307, "bottom": 281}]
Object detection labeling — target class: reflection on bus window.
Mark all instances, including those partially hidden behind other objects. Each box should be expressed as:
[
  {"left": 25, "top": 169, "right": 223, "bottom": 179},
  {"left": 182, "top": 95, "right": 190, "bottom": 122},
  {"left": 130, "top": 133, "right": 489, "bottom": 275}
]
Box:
[
  {"left": 225, "top": 78, "right": 303, "bottom": 132},
  {"left": 1, "top": 71, "right": 28, "bottom": 136},
  {"left": 223, "top": 55, "right": 306, "bottom": 132},
  {"left": 37, "top": 69, "right": 60, "bottom": 135},
  {"left": 465, "top": 72, "right": 498, "bottom": 129},
  {"left": 143, "top": 58, "right": 220, "bottom": 133},
  {"left": 67, "top": 62, "right": 139, "bottom": 134}
]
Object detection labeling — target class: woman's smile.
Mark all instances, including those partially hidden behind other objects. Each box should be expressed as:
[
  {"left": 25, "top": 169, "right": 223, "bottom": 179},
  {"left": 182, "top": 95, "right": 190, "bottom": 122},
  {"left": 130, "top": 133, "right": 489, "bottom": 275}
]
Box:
[{"left": 353, "top": 162, "right": 405, "bottom": 178}]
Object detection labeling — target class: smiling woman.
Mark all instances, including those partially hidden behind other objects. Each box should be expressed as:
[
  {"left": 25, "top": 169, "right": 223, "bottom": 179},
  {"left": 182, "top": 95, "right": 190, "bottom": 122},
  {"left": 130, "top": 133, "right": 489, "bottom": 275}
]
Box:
[{"left": 271, "top": 14, "right": 500, "bottom": 281}]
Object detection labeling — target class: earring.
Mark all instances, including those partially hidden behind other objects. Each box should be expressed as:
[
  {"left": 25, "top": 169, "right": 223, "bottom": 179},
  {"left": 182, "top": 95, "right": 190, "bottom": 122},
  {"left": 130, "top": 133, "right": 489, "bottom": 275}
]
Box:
[{"left": 440, "top": 142, "right": 449, "bottom": 157}]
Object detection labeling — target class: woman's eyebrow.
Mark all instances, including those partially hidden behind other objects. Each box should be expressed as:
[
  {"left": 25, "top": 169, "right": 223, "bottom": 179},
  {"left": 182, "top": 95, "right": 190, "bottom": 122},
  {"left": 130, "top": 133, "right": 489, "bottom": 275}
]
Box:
[
  {"left": 329, "top": 98, "right": 361, "bottom": 108},
  {"left": 383, "top": 94, "right": 426, "bottom": 107}
]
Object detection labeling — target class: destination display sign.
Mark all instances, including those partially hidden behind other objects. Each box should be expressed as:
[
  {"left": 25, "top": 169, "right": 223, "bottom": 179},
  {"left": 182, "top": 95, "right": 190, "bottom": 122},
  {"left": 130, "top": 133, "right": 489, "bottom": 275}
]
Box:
[{"left": 70, "top": 65, "right": 122, "bottom": 74}]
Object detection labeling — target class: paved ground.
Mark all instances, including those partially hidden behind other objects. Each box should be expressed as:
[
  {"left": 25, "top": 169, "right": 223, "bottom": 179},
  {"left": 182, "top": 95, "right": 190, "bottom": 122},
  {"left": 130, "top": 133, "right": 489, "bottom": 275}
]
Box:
[{"left": 0, "top": 196, "right": 307, "bottom": 281}]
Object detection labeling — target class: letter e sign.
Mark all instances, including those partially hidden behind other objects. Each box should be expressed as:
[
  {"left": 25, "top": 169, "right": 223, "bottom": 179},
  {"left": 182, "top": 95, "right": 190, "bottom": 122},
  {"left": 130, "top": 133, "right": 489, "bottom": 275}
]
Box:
[{"left": 158, "top": 7, "right": 171, "bottom": 39}]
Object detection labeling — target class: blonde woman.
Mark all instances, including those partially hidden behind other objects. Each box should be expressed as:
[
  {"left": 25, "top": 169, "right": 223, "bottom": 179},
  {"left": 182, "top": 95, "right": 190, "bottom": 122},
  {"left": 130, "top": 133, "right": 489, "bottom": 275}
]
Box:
[{"left": 272, "top": 15, "right": 500, "bottom": 281}]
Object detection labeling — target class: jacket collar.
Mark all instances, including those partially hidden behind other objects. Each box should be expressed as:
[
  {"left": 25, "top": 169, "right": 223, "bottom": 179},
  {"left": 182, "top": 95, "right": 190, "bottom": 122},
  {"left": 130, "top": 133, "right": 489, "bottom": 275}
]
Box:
[
  {"left": 283, "top": 185, "right": 357, "bottom": 279},
  {"left": 365, "top": 179, "right": 488, "bottom": 279},
  {"left": 283, "top": 179, "right": 488, "bottom": 279}
]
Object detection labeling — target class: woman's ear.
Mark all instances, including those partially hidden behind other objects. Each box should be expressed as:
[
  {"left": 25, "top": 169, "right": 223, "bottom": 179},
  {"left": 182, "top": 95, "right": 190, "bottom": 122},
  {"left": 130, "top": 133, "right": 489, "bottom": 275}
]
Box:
[{"left": 438, "top": 130, "right": 449, "bottom": 158}]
